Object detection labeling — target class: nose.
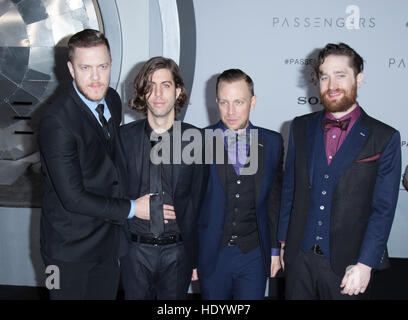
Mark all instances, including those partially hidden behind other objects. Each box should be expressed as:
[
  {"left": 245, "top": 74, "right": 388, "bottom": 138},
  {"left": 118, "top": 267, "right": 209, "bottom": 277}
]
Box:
[
  {"left": 153, "top": 85, "right": 162, "bottom": 98},
  {"left": 328, "top": 77, "right": 337, "bottom": 90},
  {"left": 91, "top": 68, "right": 100, "bottom": 81},
  {"left": 226, "top": 104, "right": 235, "bottom": 116}
]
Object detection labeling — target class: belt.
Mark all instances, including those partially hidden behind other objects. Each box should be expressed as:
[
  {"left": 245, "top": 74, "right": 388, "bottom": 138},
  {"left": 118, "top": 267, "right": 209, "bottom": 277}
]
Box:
[
  {"left": 227, "top": 235, "right": 238, "bottom": 246},
  {"left": 311, "top": 244, "right": 324, "bottom": 256},
  {"left": 131, "top": 233, "right": 183, "bottom": 246}
]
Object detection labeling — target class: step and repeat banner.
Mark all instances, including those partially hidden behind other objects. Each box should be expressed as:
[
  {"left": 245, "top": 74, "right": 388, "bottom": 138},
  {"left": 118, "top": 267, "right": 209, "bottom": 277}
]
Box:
[{"left": 185, "top": 0, "right": 408, "bottom": 257}]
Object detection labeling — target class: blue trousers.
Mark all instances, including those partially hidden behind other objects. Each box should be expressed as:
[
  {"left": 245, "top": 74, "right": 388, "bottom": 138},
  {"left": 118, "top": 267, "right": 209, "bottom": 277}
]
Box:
[{"left": 199, "top": 245, "right": 267, "bottom": 300}]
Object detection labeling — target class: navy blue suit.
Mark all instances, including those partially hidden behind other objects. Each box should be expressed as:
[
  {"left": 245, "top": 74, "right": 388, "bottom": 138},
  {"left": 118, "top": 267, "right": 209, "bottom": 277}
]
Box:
[
  {"left": 198, "top": 121, "right": 283, "bottom": 299},
  {"left": 278, "top": 108, "right": 401, "bottom": 299}
]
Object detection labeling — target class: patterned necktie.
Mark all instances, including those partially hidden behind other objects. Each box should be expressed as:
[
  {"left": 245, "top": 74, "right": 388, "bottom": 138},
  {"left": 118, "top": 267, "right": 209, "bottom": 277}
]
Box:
[
  {"left": 225, "top": 132, "right": 251, "bottom": 146},
  {"left": 95, "top": 104, "right": 111, "bottom": 140},
  {"left": 322, "top": 118, "right": 351, "bottom": 132}
]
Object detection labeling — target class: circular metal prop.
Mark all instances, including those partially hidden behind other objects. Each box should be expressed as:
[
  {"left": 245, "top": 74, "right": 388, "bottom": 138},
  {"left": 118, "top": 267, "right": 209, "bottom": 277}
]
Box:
[
  {"left": 0, "top": 0, "right": 101, "bottom": 206},
  {"left": 0, "top": 0, "right": 99, "bottom": 161}
]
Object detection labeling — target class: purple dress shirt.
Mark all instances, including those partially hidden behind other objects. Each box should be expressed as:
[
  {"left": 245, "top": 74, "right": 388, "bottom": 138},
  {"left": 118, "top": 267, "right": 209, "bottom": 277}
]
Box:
[{"left": 324, "top": 104, "right": 361, "bottom": 165}]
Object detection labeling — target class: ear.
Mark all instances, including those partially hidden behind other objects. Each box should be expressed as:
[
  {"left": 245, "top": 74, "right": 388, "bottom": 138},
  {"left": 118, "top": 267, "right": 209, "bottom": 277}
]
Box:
[
  {"left": 67, "top": 61, "right": 75, "bottom": 79},
  {"left": 250, "top": 95, "right": 257, "bottom": 110},
  {"left": 356, "top": 72, "right": 364, "bottom": 88}
]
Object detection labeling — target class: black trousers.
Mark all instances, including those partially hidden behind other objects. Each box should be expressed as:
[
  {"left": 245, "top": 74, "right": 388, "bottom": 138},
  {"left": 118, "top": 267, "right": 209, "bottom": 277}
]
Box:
[
  {"left": 285, "top": 250, "right": 371, "bottom": 300},
  {"left": 42, "top": 255, "right": 120, "bottom": 300},
  {"left": 120, "top": 242, "right": 191, "bottom": 300}
]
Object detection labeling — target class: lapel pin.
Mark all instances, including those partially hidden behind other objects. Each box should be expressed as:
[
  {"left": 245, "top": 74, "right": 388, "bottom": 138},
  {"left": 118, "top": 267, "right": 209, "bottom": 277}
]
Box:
[{"left": 360, "top": 132, "right": 365, "bottom": 137}]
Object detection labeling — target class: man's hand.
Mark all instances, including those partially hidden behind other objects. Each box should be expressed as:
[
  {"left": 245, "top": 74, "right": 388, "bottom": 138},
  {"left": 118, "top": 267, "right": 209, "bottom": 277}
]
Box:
[
  {"left": 163, "top": 204, "right": 176, "bottom": 223},
  {"left": 340, "top": 262, "right": 372, "bottom": 296},
  {"left": 191, "top": 268, "right": 198, "bottom": 281},
  {"left": 270, "top": 255, "right": 281, "bottom": 277},
  {"left": 133, "top": 194, "right": 176, "bottom": 223},
  {"left": 280, "top": 243, "right": 285, "bottom": 270},
  {"left": 133, "top": 194, "right": 151, "bottom": 220}
]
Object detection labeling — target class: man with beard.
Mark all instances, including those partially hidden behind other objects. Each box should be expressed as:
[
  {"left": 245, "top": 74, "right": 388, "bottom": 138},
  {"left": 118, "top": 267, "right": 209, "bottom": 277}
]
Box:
[
  {"left": 38, "top": 29, "right": 136, "bottom": 299},
  {"left": 278, "top": 43, "right": 401, "bottom": 299}
]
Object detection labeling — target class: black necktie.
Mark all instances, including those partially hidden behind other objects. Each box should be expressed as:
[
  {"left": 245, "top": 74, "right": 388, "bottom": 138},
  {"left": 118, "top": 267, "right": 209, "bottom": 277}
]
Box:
[
  {"left": 95, "top": 104, "right": 111, "bottom": 140},
  {"left": 149, "top": 135, "right": 164, "bottom": 237}
]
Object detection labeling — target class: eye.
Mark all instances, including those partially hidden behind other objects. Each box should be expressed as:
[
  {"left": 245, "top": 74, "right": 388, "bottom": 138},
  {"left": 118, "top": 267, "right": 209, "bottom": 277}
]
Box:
[
  {"left": 100, "top": 64, "right": 109, "bottom": 70},
  {"left": 80, "top": 66, "right": 88, "bottom": 71},
  {"left": 320, "top": 75, "right": 328, "bottom": 81},
  {"left": 236, "top": 100, "right": 243, "bottom": 105}
]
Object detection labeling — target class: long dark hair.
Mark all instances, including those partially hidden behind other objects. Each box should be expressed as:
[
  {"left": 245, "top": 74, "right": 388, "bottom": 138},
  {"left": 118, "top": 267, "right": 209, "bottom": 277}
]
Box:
[{"left": 130, "top": 57, "right": 188, "bottom": 115}]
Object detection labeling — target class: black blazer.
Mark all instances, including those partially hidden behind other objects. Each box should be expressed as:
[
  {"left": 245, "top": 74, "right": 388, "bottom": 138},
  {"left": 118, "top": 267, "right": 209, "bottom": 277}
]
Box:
[
  {"left": 119, "top": 119, "right": 208, "bottom": 269},
  {"left": 38, "top": 85, "right": 131, "bottom": 263}
]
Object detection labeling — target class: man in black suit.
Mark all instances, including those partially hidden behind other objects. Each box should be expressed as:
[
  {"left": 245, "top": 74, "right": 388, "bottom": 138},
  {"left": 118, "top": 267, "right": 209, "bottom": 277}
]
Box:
[
  {"left": 278, "top": 43, "right": 401, "bottom": 299},
  {"left": 38, "top": 29, "right": 135, "bottom": 299},
  {"left": 119, "top": 57, "right": 207, "bottom": 299}
]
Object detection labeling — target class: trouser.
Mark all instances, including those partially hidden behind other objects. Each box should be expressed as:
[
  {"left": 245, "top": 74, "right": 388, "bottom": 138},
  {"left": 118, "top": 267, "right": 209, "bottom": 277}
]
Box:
[
  {"left": 285, "top": 249, "right": 372, "bottom": 300},
  {"left": 42, "top": 254, "right": 120, "bottom": 300},
  {"left": 199, "top": 245, "right": 267, "bottom": 300},
  {"left": 120, "top": 242, "right": 191, "bottom": 300}
]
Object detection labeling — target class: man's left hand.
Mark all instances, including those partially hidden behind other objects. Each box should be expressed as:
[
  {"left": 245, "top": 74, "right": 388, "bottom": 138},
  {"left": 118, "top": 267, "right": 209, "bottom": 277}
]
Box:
[
  {"left": 270, "top": 255, "right": 281, "bottom": 278},
  {"left": 340, "top": 262, "right": 372, "bottom": 296},
  {"left": 191, "top": 268, "right": 198, "bottom": 281}
]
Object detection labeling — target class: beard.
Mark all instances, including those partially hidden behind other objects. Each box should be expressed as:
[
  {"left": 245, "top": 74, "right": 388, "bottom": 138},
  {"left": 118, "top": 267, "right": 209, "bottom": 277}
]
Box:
[
  {"left": 74, "top": 79, "right": 108, "bottom": 102},
  {"left": 320, "top": 83, "right": 357, "bottom": 113}
]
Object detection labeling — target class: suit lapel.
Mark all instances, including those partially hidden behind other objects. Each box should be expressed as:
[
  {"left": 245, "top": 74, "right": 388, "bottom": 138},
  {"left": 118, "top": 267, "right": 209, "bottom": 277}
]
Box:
[
  {"left": 69, "top": 85, "right": 112, "bottom": 154},
  {"left": 328, "top": 115, "right": 370, "bottom": 178},
  {"left": 307, "top": 112, "right": 324, "bottom": 184},
  {"left": 253, "top": 129, "right": 265, "bottom": 204},
  {"left": 213, "top": 122, "right": 227, "bottom": 192},
  {"left": 132, "top": 120, "right": 146, "bottom": 189}
]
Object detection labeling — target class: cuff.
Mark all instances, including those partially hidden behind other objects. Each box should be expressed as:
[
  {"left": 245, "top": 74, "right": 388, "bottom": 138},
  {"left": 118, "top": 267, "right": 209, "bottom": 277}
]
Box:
[
  {"left": 271, "top": 248, "right": 280, "bottom": 256},
  {"left": 128, "top": 200, "right": 135, "bottom": 219}
]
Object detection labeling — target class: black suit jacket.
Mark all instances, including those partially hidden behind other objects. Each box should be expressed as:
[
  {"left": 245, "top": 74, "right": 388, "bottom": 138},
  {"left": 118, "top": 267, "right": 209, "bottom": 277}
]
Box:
[
  {"left": 119, "top": 119, "right": 208, "bottom": 269},
  {"left": 38, "top": 84, "right": 131, "bottom": 263}
]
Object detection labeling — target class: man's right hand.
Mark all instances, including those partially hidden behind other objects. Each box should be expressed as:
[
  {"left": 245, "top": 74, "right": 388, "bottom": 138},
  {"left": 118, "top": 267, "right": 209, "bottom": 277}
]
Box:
[
  {"left": 280, "top": 243, "right": 285, "bottom": 270},
  {"left": 133, "top": 194, "right": 176, "bottom": 223}
]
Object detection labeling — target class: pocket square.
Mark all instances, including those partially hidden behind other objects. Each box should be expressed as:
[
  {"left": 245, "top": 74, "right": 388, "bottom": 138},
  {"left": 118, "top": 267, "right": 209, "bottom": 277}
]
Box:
[{"left": 355, "top": 154, "right": 381, "bottom": 163}]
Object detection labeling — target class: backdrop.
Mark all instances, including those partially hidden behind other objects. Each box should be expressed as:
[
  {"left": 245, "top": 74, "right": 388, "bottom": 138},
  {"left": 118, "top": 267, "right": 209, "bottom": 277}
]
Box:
[{"left": 182, "top": 0, "right": 408, "bottom": 258}]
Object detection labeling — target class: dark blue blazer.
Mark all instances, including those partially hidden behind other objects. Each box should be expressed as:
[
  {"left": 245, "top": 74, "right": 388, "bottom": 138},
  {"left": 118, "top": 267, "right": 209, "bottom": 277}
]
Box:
[
  {"left": 278, "top": 108, "right": 401, "bottom": 275},
  {"left": 198, "top": 121, "right": 283, "bottom": 277}
]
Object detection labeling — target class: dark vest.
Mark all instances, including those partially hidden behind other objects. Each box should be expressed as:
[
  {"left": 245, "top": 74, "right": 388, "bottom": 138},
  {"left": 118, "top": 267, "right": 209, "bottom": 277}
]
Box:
[
  {"left": 221, "top": 162, "right": 259, "bottom": 253},
  {"left": 300, "top": 121, "right": 357, "bottom": 258}
]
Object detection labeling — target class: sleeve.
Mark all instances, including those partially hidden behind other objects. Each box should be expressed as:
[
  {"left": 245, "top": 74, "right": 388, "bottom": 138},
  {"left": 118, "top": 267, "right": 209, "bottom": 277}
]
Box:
[
  {"left": 268, "top": 134, "right": 284, "bottom": 249},
  {"left": 277, "top": 121, "right": 296, "bottom": 242},
  {"left": 38, "top": 112, "right": 130, "bottom": 224},
  {"left": 357, "top": 131, "right": 401, "bottom": 268},
  {"left": 190, "top": 130, "right": 210, "bottom": 268}
]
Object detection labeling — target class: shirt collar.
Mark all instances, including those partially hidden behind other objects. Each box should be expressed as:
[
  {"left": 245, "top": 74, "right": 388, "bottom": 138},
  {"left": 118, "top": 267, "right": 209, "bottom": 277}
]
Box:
[
  {"left": 219, "top": 121, "right": 254, "bottom": 133},
  {"left": 145, "top": 120, "right": 174, "bottom": 140}
]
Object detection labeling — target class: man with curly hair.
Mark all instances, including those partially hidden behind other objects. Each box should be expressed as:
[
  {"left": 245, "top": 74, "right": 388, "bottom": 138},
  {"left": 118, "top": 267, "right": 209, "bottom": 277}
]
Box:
[{"left": 119, "top": 57, "right": 208, "bottom": 299}]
